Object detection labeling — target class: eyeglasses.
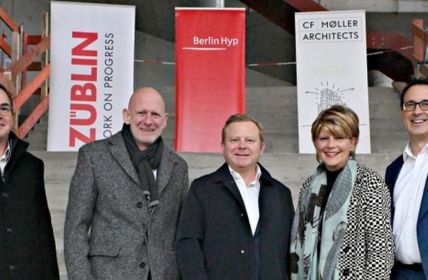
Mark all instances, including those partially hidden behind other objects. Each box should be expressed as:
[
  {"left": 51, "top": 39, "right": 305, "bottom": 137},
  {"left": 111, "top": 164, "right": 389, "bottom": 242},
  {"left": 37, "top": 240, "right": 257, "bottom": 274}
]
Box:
[
  {"left": 402, "top": 99, "right": 428, "bottom": 112},
  {"left": 0, "top": 106, "right": 12, "bottom": 116}
]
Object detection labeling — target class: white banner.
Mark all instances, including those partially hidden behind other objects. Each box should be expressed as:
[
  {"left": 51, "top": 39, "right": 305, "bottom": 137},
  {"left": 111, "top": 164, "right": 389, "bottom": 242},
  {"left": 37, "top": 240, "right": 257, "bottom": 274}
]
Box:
[
  {"left": 48, "top": 1, "right": 135, "bottom": 151},
  {"left": 295, "top": 10, "right": 371, "bottom": 153}
]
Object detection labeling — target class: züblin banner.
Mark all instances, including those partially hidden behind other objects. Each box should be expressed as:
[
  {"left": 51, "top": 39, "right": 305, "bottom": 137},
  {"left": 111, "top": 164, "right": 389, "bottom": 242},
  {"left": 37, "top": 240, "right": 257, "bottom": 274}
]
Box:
[
  {"left": 295, "top": 10, "right": 371, "bottom": 154},
  {"left": 48, "top": 1, "right": 135, "bottom": 151},
  {"left": 175, "top": 8, "right": 246, "bottom": 153}
]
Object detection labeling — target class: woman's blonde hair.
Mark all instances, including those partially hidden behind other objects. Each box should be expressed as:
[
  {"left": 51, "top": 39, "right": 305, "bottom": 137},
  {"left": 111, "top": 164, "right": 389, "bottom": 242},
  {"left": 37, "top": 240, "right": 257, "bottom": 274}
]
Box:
[{"left": 311, "top": 105, "right": 359, "bottom": 159}]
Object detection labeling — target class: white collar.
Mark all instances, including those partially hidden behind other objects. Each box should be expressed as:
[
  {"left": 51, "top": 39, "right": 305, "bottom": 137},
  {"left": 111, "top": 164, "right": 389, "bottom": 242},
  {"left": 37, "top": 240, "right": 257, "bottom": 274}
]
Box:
[{"left": 228, "top": 164, "right": 262, "bottom": 186}]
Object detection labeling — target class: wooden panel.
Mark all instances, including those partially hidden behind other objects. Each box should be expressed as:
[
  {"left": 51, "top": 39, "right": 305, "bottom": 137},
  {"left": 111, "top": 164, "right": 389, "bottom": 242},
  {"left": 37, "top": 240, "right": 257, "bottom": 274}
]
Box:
[
  {"left": 0, "top": 7, "right": 19, "bottom": 32},
  {"left": 26, "top": 35, "right": 42, "bottom": 45},
  {"left": 412, "top": 19, "right": 426, "bottom": 62}
]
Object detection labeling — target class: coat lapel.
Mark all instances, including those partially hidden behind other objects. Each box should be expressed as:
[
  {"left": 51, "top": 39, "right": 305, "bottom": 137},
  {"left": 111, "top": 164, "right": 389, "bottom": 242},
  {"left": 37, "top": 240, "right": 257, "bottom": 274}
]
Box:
[
  {"left": 389, "top": 155, "right": 428, "bottom": 222},
  {"left": 385, "top": 156, "right": 404, "bottom": 194},
  {"left": 217, "top": 163, "right": 246, "bottom": 210},
  {"left": 156, "top": 146, "right": 175, "bottom": 195},
  {"left": 106, "top": 133, "right": 140, "bottom": 186},
  {"left": 419, "top": 177, "right": 428, "bottom": 279},
  {"left": 418, "top": 178, "right": 428, "bottom": 222}
]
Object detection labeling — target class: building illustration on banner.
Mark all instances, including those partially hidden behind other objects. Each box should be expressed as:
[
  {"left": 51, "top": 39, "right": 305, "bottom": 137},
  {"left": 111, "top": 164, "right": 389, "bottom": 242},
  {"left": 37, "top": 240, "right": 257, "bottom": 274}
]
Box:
[{"left": 305, "top": 81, "right": 354, "bottom": 112}]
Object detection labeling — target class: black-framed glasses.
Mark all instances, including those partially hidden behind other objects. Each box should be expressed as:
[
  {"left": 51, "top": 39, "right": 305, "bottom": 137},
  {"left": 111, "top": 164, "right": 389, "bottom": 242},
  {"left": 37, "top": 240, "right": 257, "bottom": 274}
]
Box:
[{"left": 402, "top": 99, "right": 428, "bottom": 112}]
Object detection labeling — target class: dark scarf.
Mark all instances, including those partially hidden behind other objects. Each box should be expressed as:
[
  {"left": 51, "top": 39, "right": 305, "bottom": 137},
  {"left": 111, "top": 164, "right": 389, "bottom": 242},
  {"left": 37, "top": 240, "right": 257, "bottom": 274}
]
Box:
[{"left": 121, "top": 124, "right": 164, "bottom": 209}]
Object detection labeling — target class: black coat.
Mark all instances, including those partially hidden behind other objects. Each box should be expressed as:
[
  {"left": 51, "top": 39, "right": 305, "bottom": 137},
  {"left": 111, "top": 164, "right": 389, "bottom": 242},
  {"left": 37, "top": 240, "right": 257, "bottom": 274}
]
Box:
[
  {"left": 176, "top": 163, "right": 294, "bottom": 280},
  {"left": 0, "top": 134, "right": 59, "bottom": 280}
]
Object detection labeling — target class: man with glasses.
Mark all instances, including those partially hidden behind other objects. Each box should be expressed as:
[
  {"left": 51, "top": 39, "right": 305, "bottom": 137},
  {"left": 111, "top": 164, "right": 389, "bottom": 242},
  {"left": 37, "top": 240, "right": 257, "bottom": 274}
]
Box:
[
  {"left": 386, "top": 79, "right": 428, "bottom": 279},
  {"left": 0, "top": 84, "right": 59, "bottom": 279}
]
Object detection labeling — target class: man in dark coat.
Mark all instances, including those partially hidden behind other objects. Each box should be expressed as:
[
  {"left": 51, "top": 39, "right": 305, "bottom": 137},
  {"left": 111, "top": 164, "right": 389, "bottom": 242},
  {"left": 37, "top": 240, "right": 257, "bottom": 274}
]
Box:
[
  {"left": 0, "top": 84, "right": 59, "bottom": 279},
  {"left": 176, "top": 114, "right": 294, "bottom": 280}
]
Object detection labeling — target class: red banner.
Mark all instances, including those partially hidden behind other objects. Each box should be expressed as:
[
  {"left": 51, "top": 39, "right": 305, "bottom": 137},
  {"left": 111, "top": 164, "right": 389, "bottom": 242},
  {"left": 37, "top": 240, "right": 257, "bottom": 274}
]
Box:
[{"left": 175, "top": 8, "right": 246, "bottom": 153}]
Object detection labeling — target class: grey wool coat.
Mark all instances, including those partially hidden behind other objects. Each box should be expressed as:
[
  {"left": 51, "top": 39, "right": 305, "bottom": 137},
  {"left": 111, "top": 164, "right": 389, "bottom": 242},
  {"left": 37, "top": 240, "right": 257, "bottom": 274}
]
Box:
[{"left": 64, "top": 132, "right": 189, "bottom": 280}]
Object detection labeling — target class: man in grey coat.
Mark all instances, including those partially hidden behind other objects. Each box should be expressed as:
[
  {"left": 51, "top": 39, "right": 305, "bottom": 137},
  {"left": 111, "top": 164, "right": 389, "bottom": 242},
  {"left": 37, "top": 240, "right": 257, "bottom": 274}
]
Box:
[{"left": 64, "top": 87, "right": 189, "bottom": 280}]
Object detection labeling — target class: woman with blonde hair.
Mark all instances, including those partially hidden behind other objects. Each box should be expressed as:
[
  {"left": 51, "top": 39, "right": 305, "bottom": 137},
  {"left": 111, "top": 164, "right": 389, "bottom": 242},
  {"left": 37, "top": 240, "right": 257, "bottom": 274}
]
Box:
[{"left": 290, "top": 105, "right": 394, "bottom": 279}]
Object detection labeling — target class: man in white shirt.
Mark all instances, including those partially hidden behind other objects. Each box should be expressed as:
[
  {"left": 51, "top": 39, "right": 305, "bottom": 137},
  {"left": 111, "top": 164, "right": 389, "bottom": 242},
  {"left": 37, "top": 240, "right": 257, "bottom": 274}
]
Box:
[
  {"left": 176, "top": 114, "right": 295, "bottom": 280},
  {"left": 386, "top": 79, "right": 428, "bottom": 280}
]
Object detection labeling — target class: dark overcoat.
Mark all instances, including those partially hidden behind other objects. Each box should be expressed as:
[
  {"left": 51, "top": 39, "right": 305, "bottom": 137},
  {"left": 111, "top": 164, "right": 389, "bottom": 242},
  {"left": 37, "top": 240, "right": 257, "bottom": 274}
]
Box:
[
  {"left": 176, "top": 163, "right": 294, "bottom": 280},
  {"left": 0, "top": 133, "right": 59, "bottom": 279}
]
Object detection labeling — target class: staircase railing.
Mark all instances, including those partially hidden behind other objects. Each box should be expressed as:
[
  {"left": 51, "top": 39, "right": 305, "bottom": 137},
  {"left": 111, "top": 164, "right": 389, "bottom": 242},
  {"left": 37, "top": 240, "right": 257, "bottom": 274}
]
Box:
[{"left": 0, "top": 6, "right": 49, "bottom": 139}]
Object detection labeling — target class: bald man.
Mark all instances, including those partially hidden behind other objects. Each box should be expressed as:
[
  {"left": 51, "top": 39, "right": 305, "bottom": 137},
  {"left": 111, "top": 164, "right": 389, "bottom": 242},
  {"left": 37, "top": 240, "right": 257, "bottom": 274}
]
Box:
[{"left": 65, "top": 87, "right": 189, "bottom": 280}]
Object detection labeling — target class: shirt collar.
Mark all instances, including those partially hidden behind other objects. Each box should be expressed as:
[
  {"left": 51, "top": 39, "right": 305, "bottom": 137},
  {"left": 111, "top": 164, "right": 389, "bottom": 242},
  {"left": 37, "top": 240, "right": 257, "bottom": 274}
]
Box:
[
  {"left": 228, "top": 164, "right": 262, "bottom": 186},
  {"left": 0, "top": 141, "right": 11, "bottom": 162},
  {"left": 402, "top": 142, "right": 428, "bottom": 160}
]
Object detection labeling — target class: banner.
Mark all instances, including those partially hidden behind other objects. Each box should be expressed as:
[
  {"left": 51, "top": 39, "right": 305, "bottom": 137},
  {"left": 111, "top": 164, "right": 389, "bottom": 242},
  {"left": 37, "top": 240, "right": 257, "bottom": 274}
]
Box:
[
  {"left": 48, "top": 2, "right": 135, "bottom": 151},
  {"left": 175, "top": 8, "right": 246, "bottom": 153},
  {"left": 295, "top": 10, "right": 371, "bottom": 153}
]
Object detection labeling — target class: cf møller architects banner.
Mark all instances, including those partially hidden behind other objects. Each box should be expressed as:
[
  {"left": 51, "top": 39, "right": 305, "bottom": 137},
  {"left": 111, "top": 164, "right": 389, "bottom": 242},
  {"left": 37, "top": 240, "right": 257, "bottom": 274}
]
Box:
[
  {"left": 48, "top": 1, "right": 135, "bottom": 151},
  {"left": 295, "top": 10, "right": 371, "bottom": 154}
]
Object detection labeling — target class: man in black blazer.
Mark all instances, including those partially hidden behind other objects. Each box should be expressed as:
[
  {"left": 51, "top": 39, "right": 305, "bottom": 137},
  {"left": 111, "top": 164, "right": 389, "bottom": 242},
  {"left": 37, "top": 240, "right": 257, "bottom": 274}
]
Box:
[
  {"left": 385, "top": 79, "right": 428, "bottom": 280},
  {"left": 176, "top": 114, "right": 294, "bottom": 280},
  {"left": 0, "top": 84, "right": 59, "bottom": 279}
]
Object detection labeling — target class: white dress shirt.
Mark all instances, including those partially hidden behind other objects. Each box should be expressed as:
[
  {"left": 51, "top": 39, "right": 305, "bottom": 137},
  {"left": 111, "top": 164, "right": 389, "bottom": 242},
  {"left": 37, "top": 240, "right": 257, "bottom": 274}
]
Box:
[
  {"left": 393, "top": 143, "right": 428, "bottom": 264},
  {"left": 229, "top": 165, "right": 261, "bottom": 236},
  {"left": 0, "top": 142, "right": 11, "bottom": 174}
]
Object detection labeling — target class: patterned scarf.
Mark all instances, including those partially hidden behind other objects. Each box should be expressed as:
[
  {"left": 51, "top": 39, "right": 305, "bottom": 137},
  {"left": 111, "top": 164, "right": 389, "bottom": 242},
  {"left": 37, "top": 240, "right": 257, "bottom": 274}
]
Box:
[
  {"left": 290, "top": 160, "right": 357, "bottom": 280},
  {"left": 121, "top": 124, "right": 164, "bottom": 209}
]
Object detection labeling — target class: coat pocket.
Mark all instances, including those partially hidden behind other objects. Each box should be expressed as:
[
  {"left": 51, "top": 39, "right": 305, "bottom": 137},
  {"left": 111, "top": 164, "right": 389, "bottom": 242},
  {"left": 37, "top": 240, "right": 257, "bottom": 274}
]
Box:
[
  {"left": 89, "top": 244, "right": 123, "bottom": 280},
  {"left": 89, "top": 244, "right": 121, "bottom": 258}
]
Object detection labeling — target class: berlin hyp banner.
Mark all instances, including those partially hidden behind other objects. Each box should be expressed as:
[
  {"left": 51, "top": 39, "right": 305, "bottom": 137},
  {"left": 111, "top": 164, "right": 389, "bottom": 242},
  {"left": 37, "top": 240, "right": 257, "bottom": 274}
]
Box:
[
  {"left": 48, "top": 1, "right": 135, "bottom": 151},
  {"left": 175, "top": 8, "right": 246, "bottom": 153},
  {"left": 295, "top": 10, "right": 371, "bottom": 153}
]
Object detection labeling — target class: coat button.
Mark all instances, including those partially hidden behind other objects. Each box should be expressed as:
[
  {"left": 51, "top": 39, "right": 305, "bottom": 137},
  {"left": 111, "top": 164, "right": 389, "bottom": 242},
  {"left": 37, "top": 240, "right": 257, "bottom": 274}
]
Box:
[
  {"left": 241, "top": 250, "right": 245, "bottom": 254},
  {"left": 139, "top": 262, "right": 146, "bottom": 268},
  {"left": 9, "top": 265, "right": 15, "bottom": 270},
  {"left": 240, "top": 213, "right": 244, "bottom": 217},
  {"left": 6, "top": 228, "right": 12, "bottom": 233},
  {"left": 343, "top": 268, "right": 350, "bottom": 276},
  {"left": 2, "top": 192, "right": 8, "bottom": 198},
  {"left": 137, "top": 202, "right": 143, "bottom": 208}
]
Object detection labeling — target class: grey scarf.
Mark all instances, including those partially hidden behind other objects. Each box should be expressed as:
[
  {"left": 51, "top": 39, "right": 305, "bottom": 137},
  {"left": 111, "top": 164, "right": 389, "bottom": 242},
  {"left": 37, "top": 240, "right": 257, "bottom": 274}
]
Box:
[{"left": 290, "top": 160, "right": 357, "bottom": 280}]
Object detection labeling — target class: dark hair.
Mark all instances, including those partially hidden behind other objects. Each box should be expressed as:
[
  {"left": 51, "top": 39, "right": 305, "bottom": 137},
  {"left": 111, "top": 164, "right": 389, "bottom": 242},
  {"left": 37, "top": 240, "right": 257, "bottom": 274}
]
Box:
[
  {"left": 0, "top": 84, "right": 13, "bottom": 110},
  {"left": 221, "top": 114, "right": 265, "bottom": 144},
  {"left": 400, "top": 79, "right": 428, "bottom": 107}
]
